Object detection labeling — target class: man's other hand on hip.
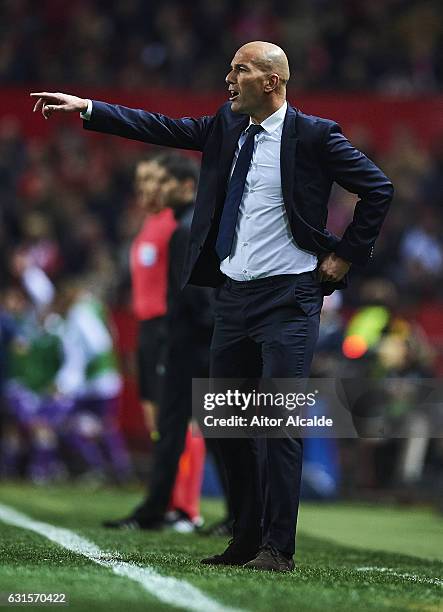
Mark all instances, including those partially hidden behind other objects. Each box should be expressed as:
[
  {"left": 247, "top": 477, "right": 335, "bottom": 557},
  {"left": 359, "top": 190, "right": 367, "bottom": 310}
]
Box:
[{"left": 318, "top": 252, "right": 351, "bottom": 282}]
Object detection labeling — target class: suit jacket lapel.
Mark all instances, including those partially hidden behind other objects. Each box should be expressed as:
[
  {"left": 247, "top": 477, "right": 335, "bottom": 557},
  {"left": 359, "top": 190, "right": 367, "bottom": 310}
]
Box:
[
  {"left": 280, "top": 105, "right": 298, "bottom": 223},
  {"left": 216, "top": 115, "right": 249, "bottom": 207}
]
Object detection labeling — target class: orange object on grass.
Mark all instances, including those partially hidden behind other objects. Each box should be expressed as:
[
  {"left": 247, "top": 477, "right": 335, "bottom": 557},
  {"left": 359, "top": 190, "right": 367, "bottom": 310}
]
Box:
[{"left": 169, "top": 425, "right": 205, "bottom": 521}]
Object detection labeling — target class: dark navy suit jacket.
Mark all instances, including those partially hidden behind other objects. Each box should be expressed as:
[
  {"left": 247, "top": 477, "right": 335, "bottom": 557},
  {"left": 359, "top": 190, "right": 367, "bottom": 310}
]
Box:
[{"left": 84, "top": 101, "right": 394, "bottom": 294}]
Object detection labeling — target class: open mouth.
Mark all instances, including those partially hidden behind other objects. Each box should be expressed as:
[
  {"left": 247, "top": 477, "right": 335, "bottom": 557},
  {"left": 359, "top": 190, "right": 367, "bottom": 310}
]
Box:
[{"left": 229, "top": 90, "right": 239, "bottom": 101}]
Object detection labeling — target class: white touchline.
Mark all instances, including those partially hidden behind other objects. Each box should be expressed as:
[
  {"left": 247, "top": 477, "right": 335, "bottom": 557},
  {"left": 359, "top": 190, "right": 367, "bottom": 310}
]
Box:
[
  {"left": 0, "top": 503, "right": 243, "bottom": 612},
  {"left": 356, "top": 567, "right": 443, "bottom": 587}
]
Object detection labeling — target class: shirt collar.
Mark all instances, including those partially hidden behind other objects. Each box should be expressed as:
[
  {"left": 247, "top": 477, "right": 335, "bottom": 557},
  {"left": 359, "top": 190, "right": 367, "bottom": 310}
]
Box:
[{"left": 248, "top": 101, "right": 287, "bottom": 135}]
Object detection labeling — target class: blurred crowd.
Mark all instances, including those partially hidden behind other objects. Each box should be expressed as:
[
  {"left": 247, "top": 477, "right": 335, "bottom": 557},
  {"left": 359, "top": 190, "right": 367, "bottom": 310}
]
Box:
[{"left": 1, "top": 0, "right": 442, "bottom": 92}]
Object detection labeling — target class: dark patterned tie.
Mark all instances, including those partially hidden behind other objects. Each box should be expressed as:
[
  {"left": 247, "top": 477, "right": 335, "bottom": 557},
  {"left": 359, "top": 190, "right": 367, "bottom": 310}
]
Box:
[{"left": 215, "top": 124, "right": 263, "bottom": 261}]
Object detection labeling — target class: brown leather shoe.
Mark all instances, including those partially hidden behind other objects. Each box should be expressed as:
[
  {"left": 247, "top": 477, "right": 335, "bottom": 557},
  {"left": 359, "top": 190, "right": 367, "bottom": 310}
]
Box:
[
  {"left": 201, "top": 540, "right": 257, "bottom": 566},
  {"left": 243, "top": 545, "right": 295, "bottom": 572}
]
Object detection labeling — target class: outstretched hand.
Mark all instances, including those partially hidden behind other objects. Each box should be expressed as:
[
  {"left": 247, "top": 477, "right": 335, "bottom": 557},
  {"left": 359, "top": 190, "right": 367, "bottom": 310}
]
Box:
[
  {"left": 30, "top": 92, "right": 88, "bottom": 119},
  {"left": 317, "top": 252, "right": 351, "bottom": 282}
]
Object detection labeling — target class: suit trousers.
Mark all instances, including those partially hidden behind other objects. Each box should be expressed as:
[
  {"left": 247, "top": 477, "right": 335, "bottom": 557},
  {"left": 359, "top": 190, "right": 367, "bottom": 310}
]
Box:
[{"left": 210, "top": 271, "right": 323, "bottom": 557}]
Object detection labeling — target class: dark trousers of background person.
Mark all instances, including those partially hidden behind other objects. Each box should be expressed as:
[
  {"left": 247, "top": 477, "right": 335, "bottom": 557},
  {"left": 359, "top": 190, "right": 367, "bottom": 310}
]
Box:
[
  {"left": 210, "top": 271, "right": 323, "bottom": 558},
  {"left": 133, "top": 334, "right": 209, "bottom": 521},
  {"left": 137, "top": 317, "right": 167, "bottom": 405}
]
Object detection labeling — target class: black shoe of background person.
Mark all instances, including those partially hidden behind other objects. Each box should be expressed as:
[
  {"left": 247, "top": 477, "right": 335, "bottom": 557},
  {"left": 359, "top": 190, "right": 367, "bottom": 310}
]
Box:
[
  {"left": 243, "top": 545, "right": 295, "bottom": 572},
  {"left": 102, "top": 515, "right": 164, "bottom": 530},
  {"left": 200, "top": 539, "right": 258, "bottom": 566}
]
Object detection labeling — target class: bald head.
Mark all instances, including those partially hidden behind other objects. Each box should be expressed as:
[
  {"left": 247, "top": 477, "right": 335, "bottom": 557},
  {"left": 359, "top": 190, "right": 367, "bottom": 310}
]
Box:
[
  {"left": 226, "top": 41, "right": 290, "bottom": 122},
  {"left": 239, "top": 41, "right": 290, "bottom": 86}
]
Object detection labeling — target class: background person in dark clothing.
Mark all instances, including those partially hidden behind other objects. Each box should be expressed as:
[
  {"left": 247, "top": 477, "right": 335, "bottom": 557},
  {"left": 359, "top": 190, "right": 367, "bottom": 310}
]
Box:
[
  {"left": 129, "top": 156, "right": 177, "bottom": 438},
  {"left": 104, "top": 153, "right": 214, "bottom": 530}
]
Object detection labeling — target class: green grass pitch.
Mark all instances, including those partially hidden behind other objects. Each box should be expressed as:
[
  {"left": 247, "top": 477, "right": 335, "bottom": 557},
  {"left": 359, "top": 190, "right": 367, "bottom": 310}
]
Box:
[{"left": 0, "top": 483, "right": 441, "bottom": 611}]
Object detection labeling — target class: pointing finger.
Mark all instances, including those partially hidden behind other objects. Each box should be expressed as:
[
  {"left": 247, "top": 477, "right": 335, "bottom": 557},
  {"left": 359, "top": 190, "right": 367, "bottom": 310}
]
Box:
[{"left": 30, "top": 92, "right": 60, "bottom": 104}]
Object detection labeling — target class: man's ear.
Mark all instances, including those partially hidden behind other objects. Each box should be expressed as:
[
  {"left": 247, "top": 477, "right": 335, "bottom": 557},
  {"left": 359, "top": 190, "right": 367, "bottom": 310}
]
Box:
[{"left": 264, "top": 74, "right": 279, "bottom": 93}]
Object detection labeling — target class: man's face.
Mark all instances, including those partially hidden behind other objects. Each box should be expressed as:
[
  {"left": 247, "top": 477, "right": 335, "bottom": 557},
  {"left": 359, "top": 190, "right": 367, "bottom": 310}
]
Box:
[
  {"left": 134, "top": 160, "right": 166, "bottom": 212},
  {"left": 225, "top": 47, "right": 268, "bottom": 116},
  {"left": 159, "top": 173, "right": 183, "bottom": 208}
]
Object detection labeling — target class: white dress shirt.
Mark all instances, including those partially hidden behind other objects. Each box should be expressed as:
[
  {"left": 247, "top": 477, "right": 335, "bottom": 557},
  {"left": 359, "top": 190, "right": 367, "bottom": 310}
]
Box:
[{"left": 220, "top": 101, "right": 317, "bottom": 281}]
